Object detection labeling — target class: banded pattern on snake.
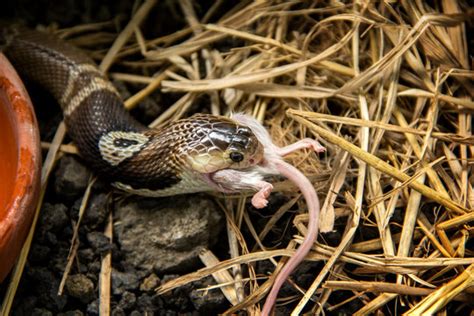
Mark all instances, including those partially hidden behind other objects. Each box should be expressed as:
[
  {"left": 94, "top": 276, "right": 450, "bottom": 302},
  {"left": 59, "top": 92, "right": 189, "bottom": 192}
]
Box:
[
  {"left": 3, "top": 28, "right": 267, "bottom": 196},
  {"left": 3, "top": 28, "right": 325, "bottom": 315}
]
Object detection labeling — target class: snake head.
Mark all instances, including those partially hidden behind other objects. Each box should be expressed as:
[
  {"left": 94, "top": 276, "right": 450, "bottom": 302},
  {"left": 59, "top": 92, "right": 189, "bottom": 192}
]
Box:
[{"left": 185, "top": 117, "right": 264, "bottom": 174}]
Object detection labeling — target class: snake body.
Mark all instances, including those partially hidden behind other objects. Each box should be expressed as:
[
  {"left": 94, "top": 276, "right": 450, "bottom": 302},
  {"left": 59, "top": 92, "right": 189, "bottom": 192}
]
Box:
[{"left": 3, "top": 29, "right": 264, "bottom": 195}]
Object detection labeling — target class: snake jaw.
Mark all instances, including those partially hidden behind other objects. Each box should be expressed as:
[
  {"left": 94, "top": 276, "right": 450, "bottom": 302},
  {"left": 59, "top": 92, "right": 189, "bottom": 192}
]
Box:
[{"left": 187, "top": 152, "right": 232, "bottom": 174}]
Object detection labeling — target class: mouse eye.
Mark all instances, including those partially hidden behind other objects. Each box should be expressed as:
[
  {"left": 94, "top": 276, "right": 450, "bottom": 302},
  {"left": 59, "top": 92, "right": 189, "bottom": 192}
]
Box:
[{"left": 229, "top": 151, "right": 244, "bottom": 163}]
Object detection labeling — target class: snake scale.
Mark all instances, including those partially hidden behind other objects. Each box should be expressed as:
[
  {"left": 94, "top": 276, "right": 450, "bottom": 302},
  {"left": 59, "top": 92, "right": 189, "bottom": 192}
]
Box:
[{"left": 3, "top": 28, "right": 325, "bottom": 315}]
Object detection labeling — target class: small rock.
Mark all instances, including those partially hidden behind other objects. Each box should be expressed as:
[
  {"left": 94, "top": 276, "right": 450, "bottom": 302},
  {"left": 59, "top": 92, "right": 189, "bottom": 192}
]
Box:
[
  {"left": 26, "top": 267, "right": 67, "bottom": 310},
  {"left": 88, "top": 261, "right": 101, "bottom": 274},
  {"left": 38, "top": 203, "right": 69, "bottom": 234},
  {"left": 136, "top": 293, "right": 162, "bottom": 313},
  {"left": 163, "top": 287, "right": 190, "bottom": 312},
  {"left": 13, "top": 296, "right": 38, "bottom": 315},
  {"left": 114, "top": 196, "right": 223, "bottom": 273},
  {"left": 111, "top": 308, "right": 126, "bottom": 316},
  {"left": 189, "top": 276, "right": 227, "bottom": 313},
  {"left": 29, "top": 244, "right": 51, "bottom": 263},
  {"left": 86, "top": 300, "right": 99, "bottom": 316},
  {"left": 65, "top": 274, "right": 96, "bottom": 303},
  {"left": 31, "top": 308, "right": 53, "bottom": 316},
  {"left": 42, "top": 231, "right": 59, "bottom": 246},
  {"left": 118, "top": 291, "right": 137, "bottom": 310},
  {"left": 86, "top": 232, "right": 111, "bottom": 255},
  {"left": 83, "top": 193, "right": 109, "bottom": 229},
  {"left": 58, "top": 311, "right": 84, "bottom": 316},
  {"left": 111, "top": 269, "right": 140, "bottom": 295},
  {"left": 78, "top": 248, "right": 95, "bottom": 262},
  {"left": 86, "top": 273, "right": 98, "bottom": 285},
  {"left": 140, "top": 273, "right": 161, "bottom": 292},
  {"left": 54, "top": 156, "right": 91, "bottom": 202}
]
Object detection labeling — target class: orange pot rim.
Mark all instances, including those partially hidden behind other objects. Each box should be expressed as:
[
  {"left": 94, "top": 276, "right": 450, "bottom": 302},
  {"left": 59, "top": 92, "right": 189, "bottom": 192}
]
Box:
[{"left": 0, "top": 52, "right": 41, "bottom": 282}]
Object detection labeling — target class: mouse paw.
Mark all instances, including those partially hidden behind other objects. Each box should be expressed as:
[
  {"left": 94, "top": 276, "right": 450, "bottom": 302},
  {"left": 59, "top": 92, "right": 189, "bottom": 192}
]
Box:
[
  {"left": 251, "top": 183, "right": 273, "bottom": 209},
  {"left": 304, "top": 139, "right": 326, "bottom": 153}
]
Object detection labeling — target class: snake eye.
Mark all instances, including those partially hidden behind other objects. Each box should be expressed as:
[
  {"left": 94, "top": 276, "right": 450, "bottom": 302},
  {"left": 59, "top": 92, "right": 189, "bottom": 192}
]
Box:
[{"left": 229, "top": 151, "right": 244, "bottom": 163}]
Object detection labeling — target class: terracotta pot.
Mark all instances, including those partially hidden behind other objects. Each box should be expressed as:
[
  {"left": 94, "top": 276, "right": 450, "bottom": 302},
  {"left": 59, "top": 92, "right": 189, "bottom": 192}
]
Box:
[{"left": 0, "top": 52, "right": 41, "bottom": 282}]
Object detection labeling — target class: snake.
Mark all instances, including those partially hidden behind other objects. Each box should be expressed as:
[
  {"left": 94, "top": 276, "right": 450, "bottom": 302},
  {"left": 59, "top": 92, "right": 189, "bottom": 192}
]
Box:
[
  {"left": 2, "top": 28, "right": 265, "bottom": 196},
  {"left": 3, "top": 28, "right": 325, "bottom": 315}
]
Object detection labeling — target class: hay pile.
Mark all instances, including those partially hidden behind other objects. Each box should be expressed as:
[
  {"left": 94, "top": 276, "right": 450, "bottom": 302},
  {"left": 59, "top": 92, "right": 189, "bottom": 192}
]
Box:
[{"left": 5, "top": 0, "right": 473, "bottom": 314}]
